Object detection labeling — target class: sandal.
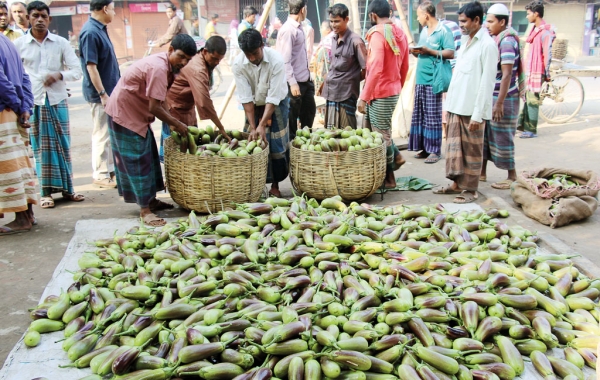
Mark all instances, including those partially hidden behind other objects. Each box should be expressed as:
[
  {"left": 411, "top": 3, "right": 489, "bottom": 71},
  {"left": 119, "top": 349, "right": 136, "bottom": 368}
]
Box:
[
  {"left": 269, "top": 188, "right": 282, "bottom": 198},
  {"left": 480, "top": 176, "right": 487, "bottom": 182},
  {"left": 40, "top": 196, "right": 55, "bottom": 209},
  {"left": 491, "top": 179, "right": 514, "bottom": 190},
  {"left": 0, "top": 225, "right": 31, "bottom": 235},
  {"left": 149, "top": 198, "right": 174, "bottom": 212},
  {"left": 413, "top": 151, "right": 428, "bottom": 159},
  {"left": 453, "top": 190, "right": 478, "bottom": 204},
  {"left": 142, "top": 213, "right": 166, "bottom": 227},
  {"left": 62, "top": 192, "right": 85, "bottom": 202},
  {"left": 432, "top": 185, "right": 462, "bottom": 195},
  {"left": 424, "top": 154, "right": 441, "bottom": 164}
]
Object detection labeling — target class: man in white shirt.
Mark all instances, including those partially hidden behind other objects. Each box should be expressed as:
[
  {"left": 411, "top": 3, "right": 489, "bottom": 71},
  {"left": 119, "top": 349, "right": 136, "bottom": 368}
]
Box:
[
  {"left": 433, "top": 1, "right": 497, "bottom": 204},
  {"left": 14, "top": 1, "right": 84, "bottom": 209},
  {"left": 232, "top": 29, "right": 289, "bottom": 198}
]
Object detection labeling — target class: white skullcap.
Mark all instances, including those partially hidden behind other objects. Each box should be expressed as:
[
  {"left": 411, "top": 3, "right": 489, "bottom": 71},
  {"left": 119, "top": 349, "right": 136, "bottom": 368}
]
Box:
[{"left": 487, "top": 3, "right": 510, "bottom": 16}]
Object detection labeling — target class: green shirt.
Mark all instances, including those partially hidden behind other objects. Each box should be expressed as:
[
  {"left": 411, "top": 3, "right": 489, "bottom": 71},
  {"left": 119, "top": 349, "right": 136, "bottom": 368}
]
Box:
[{"left": 415, "top": 23, "right": 456, "bottom": 85}]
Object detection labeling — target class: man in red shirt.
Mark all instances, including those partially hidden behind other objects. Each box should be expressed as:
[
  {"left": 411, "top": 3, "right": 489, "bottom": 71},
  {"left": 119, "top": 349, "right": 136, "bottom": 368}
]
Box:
[{"left": 358, "top": 0, "right": 409, "bottom": 188}]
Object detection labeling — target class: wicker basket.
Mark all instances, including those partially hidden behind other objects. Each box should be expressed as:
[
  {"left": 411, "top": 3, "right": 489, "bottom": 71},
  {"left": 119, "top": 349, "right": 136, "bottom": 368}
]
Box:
[
  {"left": 164, "top": 136, "right": 268, "bottom": 213},
  {"left": 289, "top": 144, "right": 386, "bottom": 202},
  {"left": 552, "top": 39, "right": 568, "bottom": 61}
]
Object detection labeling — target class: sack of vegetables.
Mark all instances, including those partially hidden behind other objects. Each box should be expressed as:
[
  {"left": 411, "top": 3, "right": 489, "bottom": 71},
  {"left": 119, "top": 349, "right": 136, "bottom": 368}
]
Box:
[
  {"left": 289, "top": 127, "right": 386, "bottom": 202},
  {"left": 164, "top": 127, "right": 269, "bottom": 213}
]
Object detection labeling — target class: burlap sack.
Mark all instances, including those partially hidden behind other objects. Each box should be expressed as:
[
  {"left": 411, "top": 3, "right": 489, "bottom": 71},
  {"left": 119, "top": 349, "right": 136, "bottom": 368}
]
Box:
[
  {"left": 511, "top": 168, "right": 599, "bottom": 228},
  {"left": 517, "top": 168, "right": 600, "bottom": 199}
]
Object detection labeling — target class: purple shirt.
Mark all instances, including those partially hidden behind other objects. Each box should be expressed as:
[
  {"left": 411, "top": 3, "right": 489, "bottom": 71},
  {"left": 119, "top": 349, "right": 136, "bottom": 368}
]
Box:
[
  {"left": 276, "top": 18, "right": 310, "bottom": 85},
  {"left": 0, "top": 34, "right": 33, "bottom": 115}
]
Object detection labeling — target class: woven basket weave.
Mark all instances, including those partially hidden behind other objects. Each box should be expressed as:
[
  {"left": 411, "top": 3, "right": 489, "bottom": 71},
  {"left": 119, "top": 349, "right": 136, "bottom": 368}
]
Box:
[
  {"left": 164, "top": 136, "right": 268, "bottom": 213},
  {"left": 289, "top": 143, "right": 386, "bottom": 202},
  {"left": 552, "top": 39, "right": 568, "bottom": 61}
]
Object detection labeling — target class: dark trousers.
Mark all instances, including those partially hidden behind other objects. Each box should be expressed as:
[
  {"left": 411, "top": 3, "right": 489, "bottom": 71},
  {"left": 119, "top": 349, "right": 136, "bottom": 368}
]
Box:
[{"left": 288, "top": 80, "right": 316, "bottom": 137}]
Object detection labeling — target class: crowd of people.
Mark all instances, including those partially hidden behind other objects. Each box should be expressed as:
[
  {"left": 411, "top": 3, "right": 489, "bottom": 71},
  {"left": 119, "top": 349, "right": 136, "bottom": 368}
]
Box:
[{"left": 0, "top": 0, "right": 555, "bottom": 234}]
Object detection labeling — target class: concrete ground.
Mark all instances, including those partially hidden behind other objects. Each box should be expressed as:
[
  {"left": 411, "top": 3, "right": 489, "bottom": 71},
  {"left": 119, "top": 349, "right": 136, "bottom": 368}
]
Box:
[{"left": 0, "top": 62, "right": 599, "bottom": 365}]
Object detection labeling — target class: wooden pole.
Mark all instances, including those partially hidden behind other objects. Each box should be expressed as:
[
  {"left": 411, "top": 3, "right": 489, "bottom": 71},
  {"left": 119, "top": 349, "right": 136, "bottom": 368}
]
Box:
[
  {"left": 393, "top": 0, "right": 415, "bottom": 46},
  {"left": 217, "top": 0, "right": 276, "bottom": 119}
]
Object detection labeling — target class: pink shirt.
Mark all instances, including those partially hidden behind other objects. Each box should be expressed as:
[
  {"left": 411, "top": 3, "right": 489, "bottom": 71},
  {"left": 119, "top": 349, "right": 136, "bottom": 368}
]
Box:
[{"left": 105, "top": 52, "right": 173, "bottom": 137}]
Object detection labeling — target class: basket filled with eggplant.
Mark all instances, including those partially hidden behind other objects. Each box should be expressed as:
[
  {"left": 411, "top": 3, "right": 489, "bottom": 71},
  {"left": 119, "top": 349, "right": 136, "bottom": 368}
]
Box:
[
  {"left": 289, "top": 127, "right": 386, "bottom": 202},
  {"left": 164, "top": 126, "right": 268, "bottom": 213}
]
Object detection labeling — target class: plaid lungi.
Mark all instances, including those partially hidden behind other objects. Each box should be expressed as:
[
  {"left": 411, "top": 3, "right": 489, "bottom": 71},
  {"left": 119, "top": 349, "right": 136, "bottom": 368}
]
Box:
[
  {"left": 366, "top": 95, "right": 401, "bottom": 171},
  {"left": 108, "top": 118, "right": 164, "bottom": 208},
  {"left": 30, "top": 97, "right": 74, "bottom": 197},
  {"left": 445, "top": 113, "right": 485, "bottom": 192},
  {"left": 324, "top": 96, "right": 358, "bottom": 130},
  {"left": 484, "top": 94, "right": 519, "bottom": 171},
  {"left": 408, "top": 84, "right": 443, "bottom": 155},
  {"left": 0, "top": 109, "right": 38, "bottom": 213},
  {"left": 243, "top": 98, "right": 290, "bottom": 183},
  {"left": 518, "top": 91, "right": 540, "bottom": 134}
]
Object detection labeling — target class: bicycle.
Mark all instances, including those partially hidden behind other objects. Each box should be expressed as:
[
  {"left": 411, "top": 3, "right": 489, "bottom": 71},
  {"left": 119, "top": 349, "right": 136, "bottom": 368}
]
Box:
[{"left": 538, "top": 59, "right": 588, "bottom": 124}]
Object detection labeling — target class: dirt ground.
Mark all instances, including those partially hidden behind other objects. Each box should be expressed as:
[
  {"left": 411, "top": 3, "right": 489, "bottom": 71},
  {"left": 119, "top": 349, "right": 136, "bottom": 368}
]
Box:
[{"left": 1, "top": 66, "right": 599, "bottom": 365}]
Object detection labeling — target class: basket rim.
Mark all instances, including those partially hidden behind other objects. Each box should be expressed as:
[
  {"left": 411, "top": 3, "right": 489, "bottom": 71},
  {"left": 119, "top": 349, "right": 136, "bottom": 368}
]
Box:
[
  {"left": 289, "top": 142, "right": 385, "bottom": 154},
  {"left": 166, "top": 136, "right": 269, "bottom": 160}
]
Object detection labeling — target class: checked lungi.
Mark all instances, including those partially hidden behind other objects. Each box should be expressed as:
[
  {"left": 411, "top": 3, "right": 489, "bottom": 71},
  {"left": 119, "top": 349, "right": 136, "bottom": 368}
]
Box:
[
  {"left": 108, "top": 118, "right": 164, "bottom": 208},
  {"left": 484, "top": 95, "right": 519, "bottom": 171},
  {"left": 518, "top": 91, "right": 540, "bottom": 134},
  {"left": 445, "top": 113, "right": 485, "bottom": 192},
  {"left": 408, "top": 84, "right": 443, "bottom": 155},
  {"left": 243, "top": 98, "right": 290, "bottom": 183},
  {"left": 324, "top": 96, "right": 358, "bottom": 130},
  {"left": 29, "top": 97, "right": 75, "bottom": 197},
  {"left": 0, "top": 109, "right": 38, "bottom": 213},
  {"left": 366, "top": 95, "right": 400, "bottom": 172}
]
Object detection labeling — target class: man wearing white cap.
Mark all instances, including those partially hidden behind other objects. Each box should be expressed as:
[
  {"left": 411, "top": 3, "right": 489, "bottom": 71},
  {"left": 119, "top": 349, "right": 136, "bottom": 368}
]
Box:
[
  {"left": 480, "top": 3, "right": 524, "bottom": 190},
  {"left": 433, "top": 1, "right": 497, "bottom": 204}
]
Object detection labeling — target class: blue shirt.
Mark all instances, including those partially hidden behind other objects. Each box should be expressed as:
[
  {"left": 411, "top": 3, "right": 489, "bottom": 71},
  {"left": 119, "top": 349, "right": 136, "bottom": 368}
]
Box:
[
  {"left": 0, "top": 34, "right": 33, "bottom": 115},
  {"left": 415, "top": 22, "right": 455, "bottom": 85},
  {"left": 79, "top": 17, "right": 120, "bottom": 103}
]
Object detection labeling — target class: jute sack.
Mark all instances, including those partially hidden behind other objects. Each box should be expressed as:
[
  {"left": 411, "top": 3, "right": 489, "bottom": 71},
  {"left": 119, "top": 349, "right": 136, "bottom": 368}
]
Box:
[{"left": 511, "top": 168, "right": 599, "bottom": 228}]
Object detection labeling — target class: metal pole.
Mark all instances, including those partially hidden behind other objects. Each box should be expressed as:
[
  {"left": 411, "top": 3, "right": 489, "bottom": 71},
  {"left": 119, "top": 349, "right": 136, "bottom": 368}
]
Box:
[
  {"left": 315, "top": 0, "right": 321, "bottom": 30},
  {"left": 217, "top": 0, "right": 275, "bottom": 119},
  {"left": 362, "top": 0, "right": 370, "bottom": 38}
]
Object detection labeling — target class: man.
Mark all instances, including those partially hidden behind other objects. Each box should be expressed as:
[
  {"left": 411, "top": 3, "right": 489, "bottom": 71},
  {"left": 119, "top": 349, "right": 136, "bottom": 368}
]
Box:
[
  {"left": 166, "top": 36, "right": 230, "bottom": 139},
  {"left": 434, "top": 1, "right": 497, "bottom": 203},
  {"left": 154, "top": 3, "right": 187, "bottom": 48},
  {"left": 358, "top": 0, "right": 409, "bottom": 188},
  {"left": 518, "top": 0, "right": 554, "bottom": 138},
  {"left": 79, "top": 0, "right": 120, "bottom": 188},
  {"left": 311, "top": 20, "right": 334, "bottom": 124},
  {"left": 14, "top": 1, "right": 84, "bottom": 209},
  {"left": 10, "top": 1, "right": 28, "bottom": 34},
  {"left": 437, "top": 1, "right": 461, "bottom": 135},
  {"left": 321, "top": 3, "right": 366, "bottom": 130},
  {"left": 0, "top": 33, "right": 37, "bottom": 235},
  {"left": 1, "top": 2, "right": 22, "bottom": 41},
  {"left": 238, "top": 6, "right": 257, "bottom": 35},
  {"left": 276, "top": 0, "right": 315, "bottom": 137},
  {"left": 233, "top": 29, "right": 289, "bottom": 198},
  {"left": 407, "top": 2, "right": 455, "bottom": 164},
  {"left": 481, "top": 4, "right": 524, "bottom": 189},
  {"left": 190, "top": 16, "right": 200, "bottom": 37},
  {"left": 204, "top": 14, "right": 219, "bottom": 40},
  {"left": 302, "top": 18, "right": 314, "bottom": 60},
  {"left": 105, "top": 34, "right": 196, "bottom": 226}
]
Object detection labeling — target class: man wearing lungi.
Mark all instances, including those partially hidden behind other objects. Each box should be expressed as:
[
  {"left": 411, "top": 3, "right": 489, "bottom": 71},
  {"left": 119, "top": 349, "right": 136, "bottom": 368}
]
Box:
[
  {"left": 166, "top": 36, "right": 230, "bottom": 142},
  {"left": 434, "top": 1, "right": 497, "bottom": 203},
  {"left": 517, "top": 0, "right": 554, "bottom": 139},
  {"left": 14, "top": 1, "right": 83, "bottom": 209},
  {"left": 481, "top": 4, "right": 524, "bottom": 189},
  {"left": 407, "top": 1, "right": 455, "bottom": 164},
  {"left": 233, "top": 29, "right": 289, "bottom": 198},
  {"left": 105, "top": 34, "right": 197, "bottom": 226},
  {"left": 320, "top": 3, "right": 367, "bottom": 130},
  {"left": 358, "top": 0, "right": 409, "bottom": 189},
  {"left": 0, "top": 33, "right": 38, "bottom": 235}
]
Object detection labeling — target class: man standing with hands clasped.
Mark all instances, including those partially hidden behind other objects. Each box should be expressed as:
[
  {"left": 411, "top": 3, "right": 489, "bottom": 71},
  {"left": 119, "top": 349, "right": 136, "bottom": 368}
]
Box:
[
  {"left": 433, "top": 1, "right": 497, "bottom": 203},
  {"left": 79, "top": 0, "right": 120, "bottom": 188}
]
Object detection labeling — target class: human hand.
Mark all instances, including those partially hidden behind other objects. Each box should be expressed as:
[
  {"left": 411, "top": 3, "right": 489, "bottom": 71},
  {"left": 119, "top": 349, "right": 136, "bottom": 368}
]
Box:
[
  {"left": 255, "top": 125, "right": 268, "bottom": 145},
  {"left": 173, "top": 122, "right": 188, "bottom": 136},
  {"left": 43, "top": 72, "right": 62, "bottom": 87},
  {"left": 468, "top": 119, "right": 483, "bottom": 132},
  {"left": 100, "top": 94, "right": 109, "bottom": 107},
  {"left": 492, "top": 102, "right": 504, "bottom": 122},
  {"left": 19, "top": 111, "right": 31, "bottom": 128},
  {"left": 219, "top": 127, "right": 231, "bottom": 142},
  {"left": 290, "top": 84, "right": 301, "bottom": 97},
  {"left": 357, "top": 99, "right": 366, "bottom": 114}
]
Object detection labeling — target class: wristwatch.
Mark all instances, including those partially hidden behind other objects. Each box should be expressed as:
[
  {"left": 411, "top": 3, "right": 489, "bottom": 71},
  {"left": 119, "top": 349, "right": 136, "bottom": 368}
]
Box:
[{"left": 98, "top": 90, "right": 106, "bottom": 96}]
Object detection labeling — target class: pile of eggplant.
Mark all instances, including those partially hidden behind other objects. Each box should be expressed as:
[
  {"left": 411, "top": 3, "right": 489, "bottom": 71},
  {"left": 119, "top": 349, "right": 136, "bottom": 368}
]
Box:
[
  {"left": 170, "top": 127, "right": 266, "bottom": 157},
  {"left": 291, "top": 127, "right": 384, "bottom": 152},
  {"left": 24, "top": 196, "right": 600, "bottom": 380}
]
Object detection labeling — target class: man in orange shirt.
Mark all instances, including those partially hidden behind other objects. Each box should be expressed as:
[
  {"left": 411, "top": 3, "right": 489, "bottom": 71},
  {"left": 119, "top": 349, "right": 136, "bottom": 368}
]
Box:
[{"left": 358, "top": 0, "right": 409, "bottom": 188}]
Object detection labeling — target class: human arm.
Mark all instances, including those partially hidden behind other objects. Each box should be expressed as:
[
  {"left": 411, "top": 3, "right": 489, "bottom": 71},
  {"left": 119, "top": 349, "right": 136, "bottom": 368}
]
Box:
[
  {"left": 471, "top": 41, "right": 499, "bottom": 126},
  {"left": 492, "top": 63, "right": 514, "bottom": 122},
  {"left": 188, "top": 68, "right": 230, "bottom": 141},
  {"left": 60, "top": 39, "right": 82, "bottom": 81},
  {"left": 276, "top": 28, "right": 298, "bottom": 92},
  {"left": 419, "top": 26, "right": 455, "bottom": 60},
  {"left": 149, "top": 98, "right": 187, "bottom": 135},
  {"left": 542, "top": 32, "right": 553, "bottom": 81},
  {"left": 359, "top": 33, "right": 385, "bottom": 107},
  {"left": 156, "top": 19, "right": 178, "bottom": 47},
  {"left": 398, "top": 33, "right": 409, "bottom": 88},
  {"left": 0, "top": 62, "right": 25, "bottom": 118},
  {"left": 87, "top": 64, "right": 109, "bottom": 106}
]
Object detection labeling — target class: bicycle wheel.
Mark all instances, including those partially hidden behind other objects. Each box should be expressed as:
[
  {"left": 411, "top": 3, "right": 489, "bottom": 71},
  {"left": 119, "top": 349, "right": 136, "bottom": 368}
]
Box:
[
  {"left": 539, "top": 74, "right": 584, "bottom": 124},
  {"left": 210, "top": 67, "right": 222, "bottom": 96}
]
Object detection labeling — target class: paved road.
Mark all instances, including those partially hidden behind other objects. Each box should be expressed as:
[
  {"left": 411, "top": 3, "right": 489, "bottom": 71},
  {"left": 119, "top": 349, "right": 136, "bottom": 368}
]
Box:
[{"left": 0, "top": 65, "right": 598, "bottom": 365}]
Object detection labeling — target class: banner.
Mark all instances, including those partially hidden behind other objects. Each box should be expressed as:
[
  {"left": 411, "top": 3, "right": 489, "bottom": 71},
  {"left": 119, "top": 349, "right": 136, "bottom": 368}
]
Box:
[
  {"left": 50, "top": 5, "right": 76, "bottom": 16},
  {"left": 129, "top": 2, "right": 171, "bottom": 13}
]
